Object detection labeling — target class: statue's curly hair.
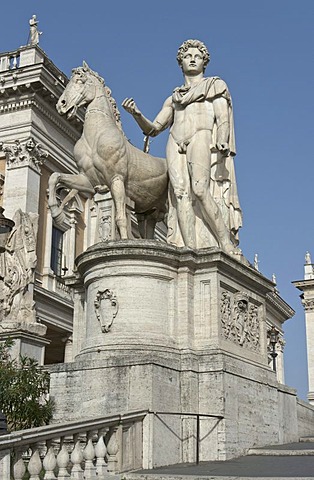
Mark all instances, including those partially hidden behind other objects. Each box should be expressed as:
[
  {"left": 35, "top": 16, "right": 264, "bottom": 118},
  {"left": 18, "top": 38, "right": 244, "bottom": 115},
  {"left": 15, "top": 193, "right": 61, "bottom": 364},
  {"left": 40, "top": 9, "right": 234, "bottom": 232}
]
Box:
[{"left": 176, "top": 39, "right": 210, "bottom": 71}]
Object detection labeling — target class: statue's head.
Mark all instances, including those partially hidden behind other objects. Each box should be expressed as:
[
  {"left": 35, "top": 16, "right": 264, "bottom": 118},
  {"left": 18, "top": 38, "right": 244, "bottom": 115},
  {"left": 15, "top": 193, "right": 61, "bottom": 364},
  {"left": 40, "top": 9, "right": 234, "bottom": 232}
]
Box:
[{"left": 177, "top": 39, "right": 210, "bottom": 72}]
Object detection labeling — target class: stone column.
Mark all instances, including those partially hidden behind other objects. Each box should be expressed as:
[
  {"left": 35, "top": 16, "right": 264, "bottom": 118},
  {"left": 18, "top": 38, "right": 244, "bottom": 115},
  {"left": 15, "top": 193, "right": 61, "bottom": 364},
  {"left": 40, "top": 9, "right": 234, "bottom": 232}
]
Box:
[
  {"left": 276, "top": 335, "right": 286, "bottom": 384},
  {"left": 1, "top": 138, "right": 48, "bottom": 218},
  {"left": 293, "top": 253, "right": 314, "bottom": 404}
]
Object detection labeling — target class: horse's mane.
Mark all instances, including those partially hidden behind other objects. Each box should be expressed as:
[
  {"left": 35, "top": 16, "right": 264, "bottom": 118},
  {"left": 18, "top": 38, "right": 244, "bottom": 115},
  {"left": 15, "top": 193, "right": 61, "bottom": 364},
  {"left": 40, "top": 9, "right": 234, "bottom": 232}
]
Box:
[
  {"left": 104, "top": 86, "right": 123, "bottom": 132},
  {"left": 74, "top": 65, "right": 124, "bottom": 131}
]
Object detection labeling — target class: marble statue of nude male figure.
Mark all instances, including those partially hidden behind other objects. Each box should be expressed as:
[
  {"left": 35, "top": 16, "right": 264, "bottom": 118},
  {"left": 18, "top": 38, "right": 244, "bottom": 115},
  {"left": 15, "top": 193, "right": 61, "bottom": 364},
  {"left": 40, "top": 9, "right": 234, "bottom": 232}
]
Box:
[{"left": 123, "top": 39, "right": 242, "bottom": 253}]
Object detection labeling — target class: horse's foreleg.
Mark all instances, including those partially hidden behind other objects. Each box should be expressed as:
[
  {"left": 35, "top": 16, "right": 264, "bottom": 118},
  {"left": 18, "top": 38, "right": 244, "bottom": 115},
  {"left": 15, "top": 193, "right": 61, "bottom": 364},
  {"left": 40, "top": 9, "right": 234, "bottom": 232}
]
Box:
[
  {"left": 110, "top": 174, "right": 128, "bottom": 239},
  {"left": 48, "top": 172, "right": 95, "bottom": 226},
  {"left": 48, "top": 172, "right": 61, "bottom": 208}
]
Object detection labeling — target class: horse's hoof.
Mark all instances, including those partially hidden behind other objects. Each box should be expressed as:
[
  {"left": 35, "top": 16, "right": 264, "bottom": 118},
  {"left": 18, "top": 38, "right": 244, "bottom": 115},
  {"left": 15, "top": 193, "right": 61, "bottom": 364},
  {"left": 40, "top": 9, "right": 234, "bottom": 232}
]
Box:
[
  {"left": 49, "top": 205, "right": 66, "bottom": 226},
  {"left": 95, "top": 184, "right": 110, "bottom": 194}
]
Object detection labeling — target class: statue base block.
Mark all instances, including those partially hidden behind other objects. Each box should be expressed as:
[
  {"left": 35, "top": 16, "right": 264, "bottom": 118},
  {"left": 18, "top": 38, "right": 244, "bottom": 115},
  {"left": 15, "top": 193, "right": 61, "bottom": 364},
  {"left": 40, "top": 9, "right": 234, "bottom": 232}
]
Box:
[
  {"left": 0, "top": 323, "right": 49, "bottom": 364},
  {"left": 50, "top": 241, "right": 299, "bottom": 465}
]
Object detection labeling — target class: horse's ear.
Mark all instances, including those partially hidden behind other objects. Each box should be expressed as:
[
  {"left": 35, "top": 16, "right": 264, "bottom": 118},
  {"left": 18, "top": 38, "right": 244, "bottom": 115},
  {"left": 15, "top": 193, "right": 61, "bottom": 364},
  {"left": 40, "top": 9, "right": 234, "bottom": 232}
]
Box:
[{"left": 83, "top": 60, "right": 90, "bottom": 71}]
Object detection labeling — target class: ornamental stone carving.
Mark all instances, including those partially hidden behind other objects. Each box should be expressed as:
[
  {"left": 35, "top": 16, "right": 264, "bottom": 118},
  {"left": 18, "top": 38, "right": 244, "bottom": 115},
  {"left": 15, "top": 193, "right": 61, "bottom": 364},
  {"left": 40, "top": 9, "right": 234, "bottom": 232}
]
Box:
[
  {"left": 0, "top": 210, "right": 43, "bottom": 329},
  {"left": 220, "top": 290, "right": 260, "bottom": 351},
  {"left": 94, "top": 288, "right": 118, "bottom": 333},
  {"left": 99, "top": 215, "right": 112, "bottom": 242},
  {"left": 0, "top": 137, "right": 48, "bottom": 173},
  {"left": 302, "top": 298, "right": 314, "bottom": 311},
  {"left": 122, "top": 39, "right": 242, "bottom": 254}
]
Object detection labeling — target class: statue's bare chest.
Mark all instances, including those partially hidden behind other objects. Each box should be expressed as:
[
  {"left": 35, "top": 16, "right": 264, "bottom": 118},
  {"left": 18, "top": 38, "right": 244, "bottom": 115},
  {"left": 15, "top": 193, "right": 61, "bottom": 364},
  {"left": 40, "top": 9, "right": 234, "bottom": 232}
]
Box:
[{"left": 170, "top": 100, "right": 215, "bottom": 142}]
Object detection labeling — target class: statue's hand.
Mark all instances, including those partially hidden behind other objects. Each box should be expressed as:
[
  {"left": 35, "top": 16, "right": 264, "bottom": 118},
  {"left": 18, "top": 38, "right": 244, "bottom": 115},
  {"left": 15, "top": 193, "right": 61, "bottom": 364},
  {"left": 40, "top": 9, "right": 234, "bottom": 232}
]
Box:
[
  {"left": 216, "top": 142, "right": 230, "bottom": 157},
  {"left": 122, "top": 98, "right": 141, "bottom": 117}
]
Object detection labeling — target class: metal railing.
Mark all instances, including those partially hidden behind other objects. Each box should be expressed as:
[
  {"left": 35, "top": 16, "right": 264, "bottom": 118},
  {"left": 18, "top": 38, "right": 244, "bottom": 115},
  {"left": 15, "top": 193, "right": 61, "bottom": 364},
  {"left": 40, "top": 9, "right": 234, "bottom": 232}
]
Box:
[{"left": 150, "top": 410, "right": 224, "bottom": 464}]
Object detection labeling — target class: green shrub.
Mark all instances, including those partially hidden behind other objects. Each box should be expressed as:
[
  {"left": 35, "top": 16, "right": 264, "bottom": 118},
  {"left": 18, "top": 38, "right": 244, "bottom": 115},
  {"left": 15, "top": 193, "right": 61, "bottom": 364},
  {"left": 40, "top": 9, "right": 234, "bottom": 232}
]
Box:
[{"left": 0, "top": 339, "right": 54, "bottom": 432}]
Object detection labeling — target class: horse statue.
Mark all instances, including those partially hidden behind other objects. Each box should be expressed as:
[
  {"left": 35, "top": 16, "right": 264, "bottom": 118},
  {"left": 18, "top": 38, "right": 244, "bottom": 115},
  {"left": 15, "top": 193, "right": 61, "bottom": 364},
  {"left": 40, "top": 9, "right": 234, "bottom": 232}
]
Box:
[{"left": 48, "top": 62, "right": 168, "bottom": 239}]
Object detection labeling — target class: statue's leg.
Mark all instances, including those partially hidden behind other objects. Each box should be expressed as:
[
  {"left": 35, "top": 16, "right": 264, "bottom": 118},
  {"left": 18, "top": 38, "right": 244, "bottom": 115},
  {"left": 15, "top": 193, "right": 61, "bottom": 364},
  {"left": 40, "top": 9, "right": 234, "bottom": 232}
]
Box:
[
  {"left": 167, "top": 137, "right": 196, "bottom": 248},
  {"left": 48, "top": 172, "right": 60, "bottom": 208},
  {"left": 110, "top": 174, "right": 128, "bottom": 239},
  {"left": 188, "top": 132, "right": 235, "bottom": 254}
]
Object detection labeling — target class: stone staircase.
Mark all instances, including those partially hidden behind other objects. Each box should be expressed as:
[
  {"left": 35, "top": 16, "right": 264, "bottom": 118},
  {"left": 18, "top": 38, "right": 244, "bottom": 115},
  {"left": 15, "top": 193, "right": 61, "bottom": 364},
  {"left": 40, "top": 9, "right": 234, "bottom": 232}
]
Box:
[{"left": 124, "top": 439, "right": 314, "bottom": 480}]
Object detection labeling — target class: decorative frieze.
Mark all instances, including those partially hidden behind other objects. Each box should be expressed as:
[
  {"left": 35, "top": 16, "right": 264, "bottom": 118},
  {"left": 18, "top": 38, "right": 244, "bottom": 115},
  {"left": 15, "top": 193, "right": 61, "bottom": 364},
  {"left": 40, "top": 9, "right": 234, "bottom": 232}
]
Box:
[
  {"left": 94, "top": 288, "right": 118, "bottom": 333},
  {"left": 0, "top": 137, "right": 48, "bottom": 173},
  {"left": 220, "top": 290, "right": 260, "bottom": 351}
]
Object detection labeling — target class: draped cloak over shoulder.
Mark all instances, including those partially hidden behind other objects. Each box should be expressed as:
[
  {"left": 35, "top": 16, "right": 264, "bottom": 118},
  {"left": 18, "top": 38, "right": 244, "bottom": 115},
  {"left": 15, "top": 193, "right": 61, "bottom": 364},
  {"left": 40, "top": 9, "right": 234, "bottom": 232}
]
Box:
[{"left": 171, "top": 77, "right": 236, "bottom": 156}]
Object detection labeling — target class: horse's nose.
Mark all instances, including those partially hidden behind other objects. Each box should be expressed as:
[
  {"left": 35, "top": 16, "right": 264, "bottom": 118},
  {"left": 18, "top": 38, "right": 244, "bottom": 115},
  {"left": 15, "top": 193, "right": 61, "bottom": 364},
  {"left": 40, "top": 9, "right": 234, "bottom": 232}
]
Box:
[{"left": 56, "top": 98, "right": 66, "bottom": 113}]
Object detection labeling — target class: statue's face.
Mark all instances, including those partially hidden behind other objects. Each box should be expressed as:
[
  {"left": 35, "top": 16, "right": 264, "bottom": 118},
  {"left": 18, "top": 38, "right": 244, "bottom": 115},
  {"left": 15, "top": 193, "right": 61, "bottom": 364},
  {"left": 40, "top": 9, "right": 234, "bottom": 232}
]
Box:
[{"left": 181, "top": 47, "right": 204, "bottom": 75}]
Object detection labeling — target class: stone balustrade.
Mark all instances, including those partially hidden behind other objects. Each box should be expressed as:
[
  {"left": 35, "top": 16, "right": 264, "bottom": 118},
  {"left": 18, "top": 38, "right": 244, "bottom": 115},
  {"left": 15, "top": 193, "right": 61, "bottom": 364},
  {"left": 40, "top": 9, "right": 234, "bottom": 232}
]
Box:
[
  {"left": 0, "top": 51, "right": 20, "bottom": 71},
  {"left": 0, "top": 410, "right": 147, "bottom": 479}
]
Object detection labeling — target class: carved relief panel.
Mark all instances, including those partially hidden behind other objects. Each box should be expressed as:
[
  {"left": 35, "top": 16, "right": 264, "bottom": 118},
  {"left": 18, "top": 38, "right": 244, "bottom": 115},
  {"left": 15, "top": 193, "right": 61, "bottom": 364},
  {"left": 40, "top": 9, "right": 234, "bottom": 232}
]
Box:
[
  {"left": 94, "top": 288, "right": 118, "bottom": 333},
  {"left": 220, "top": 290, "right": 260, "bottom": 352}
]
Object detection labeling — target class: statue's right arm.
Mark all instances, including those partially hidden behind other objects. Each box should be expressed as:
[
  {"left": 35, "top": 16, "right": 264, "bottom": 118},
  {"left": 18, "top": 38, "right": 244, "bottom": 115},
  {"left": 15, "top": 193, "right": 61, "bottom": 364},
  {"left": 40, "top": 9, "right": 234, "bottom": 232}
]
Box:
[{"left": 122, "top": 96, "right": 173, "bottom": 137}]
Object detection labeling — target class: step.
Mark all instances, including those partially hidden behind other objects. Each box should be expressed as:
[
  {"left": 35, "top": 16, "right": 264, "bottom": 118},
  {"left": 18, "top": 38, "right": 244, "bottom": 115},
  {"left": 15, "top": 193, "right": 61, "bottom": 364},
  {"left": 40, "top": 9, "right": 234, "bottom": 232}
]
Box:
[
  {"left": 125, "top": 475, "right": 314, "bottom": 480},
  {"left": 123, "top": 442, "right": 314, "bottom": 480},
  {"left": 248, "top": 441, "right": 314, "bottom": 456},
  {"left": 300, "top": 436, "right": 314, "bottom": 443}
]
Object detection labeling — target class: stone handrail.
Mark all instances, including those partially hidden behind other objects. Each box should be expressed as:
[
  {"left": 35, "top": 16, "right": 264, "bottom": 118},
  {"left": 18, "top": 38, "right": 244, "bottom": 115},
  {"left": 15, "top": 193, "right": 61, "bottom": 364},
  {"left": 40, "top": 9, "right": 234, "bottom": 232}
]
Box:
[{"left": 0, "top": 409, "right": 147, "bottom": 479}]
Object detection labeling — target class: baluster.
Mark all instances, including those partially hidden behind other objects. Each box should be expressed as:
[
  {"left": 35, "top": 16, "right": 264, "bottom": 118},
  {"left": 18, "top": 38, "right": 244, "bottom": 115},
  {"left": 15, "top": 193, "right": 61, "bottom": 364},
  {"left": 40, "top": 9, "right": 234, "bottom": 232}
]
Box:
[
  {"left": 13, "top": 447, "right": 26, "bottom": 480},
  {"left": 82, "top": 431, "right": 97, "bottom": 480},
  {"left": 57, "top": 437, "right": 70, "bottom": 479},
  {"left": 28, "top": 444, "right": 42, "bottom": 480},
  {"left": 107, "top": 426, "right": 119, "bottom": 473},
  {"left": 12, "top": 55, "right": 17, "bottom": 69},
  {"left": 70, "top": 434, "right": 84, "bottom": 480},
  {"left": 95, "top": 428, "right": 108, "bottom": 477},
  {"left": 43, "top": 440, "right": 57, "bottom": 479}
]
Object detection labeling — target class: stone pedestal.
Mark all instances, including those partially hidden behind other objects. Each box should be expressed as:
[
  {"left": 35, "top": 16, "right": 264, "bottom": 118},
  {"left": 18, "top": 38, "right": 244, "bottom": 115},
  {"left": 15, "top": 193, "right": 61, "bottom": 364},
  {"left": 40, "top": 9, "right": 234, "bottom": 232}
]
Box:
[
  {"left": 0, "top": 324, "right": 49, "bottom": 364},
  {"left": 50, "top": 241, "right": 297, "bottom": 465}
]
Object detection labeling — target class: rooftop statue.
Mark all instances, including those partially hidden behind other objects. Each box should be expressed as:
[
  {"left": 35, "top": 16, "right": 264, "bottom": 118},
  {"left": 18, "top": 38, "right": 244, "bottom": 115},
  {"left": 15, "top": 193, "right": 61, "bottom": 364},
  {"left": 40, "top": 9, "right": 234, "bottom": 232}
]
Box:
[
  {"left": 28, "top": 15, "right": 42, "bottom": 46},
  {"left": 49, "top": 62, "right": 168, "bottom": 239},
  {"left": 123, "top": 39, "right": 242, "bottom": 253}
]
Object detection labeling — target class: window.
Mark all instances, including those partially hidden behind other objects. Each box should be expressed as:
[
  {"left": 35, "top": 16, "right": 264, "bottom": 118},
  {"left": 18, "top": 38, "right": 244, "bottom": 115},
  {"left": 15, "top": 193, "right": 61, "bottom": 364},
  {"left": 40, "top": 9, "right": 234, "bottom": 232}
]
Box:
[{"left": 50, "top": 227, "right": 63, "bottom": 276}]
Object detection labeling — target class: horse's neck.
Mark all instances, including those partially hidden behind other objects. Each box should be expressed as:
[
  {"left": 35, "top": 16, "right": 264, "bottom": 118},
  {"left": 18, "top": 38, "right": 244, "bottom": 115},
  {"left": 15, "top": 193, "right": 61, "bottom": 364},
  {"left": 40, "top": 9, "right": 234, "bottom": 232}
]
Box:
[
  {"left": 86, "top": 86, "right": 112, "bottom": 116},
  {"left": 83, "top": 87, "right": 115, "bottom": 137}
]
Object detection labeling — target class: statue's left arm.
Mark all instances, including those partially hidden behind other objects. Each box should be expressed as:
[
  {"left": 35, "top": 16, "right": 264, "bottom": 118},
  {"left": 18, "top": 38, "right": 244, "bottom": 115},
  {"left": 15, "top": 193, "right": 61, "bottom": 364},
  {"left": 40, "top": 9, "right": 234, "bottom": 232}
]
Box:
[
  {"left": 212, "top": 95, "right": 231, "bottom": 156},
  {"left": 210, "top": 78, "right": 235, "bottom": 157}
]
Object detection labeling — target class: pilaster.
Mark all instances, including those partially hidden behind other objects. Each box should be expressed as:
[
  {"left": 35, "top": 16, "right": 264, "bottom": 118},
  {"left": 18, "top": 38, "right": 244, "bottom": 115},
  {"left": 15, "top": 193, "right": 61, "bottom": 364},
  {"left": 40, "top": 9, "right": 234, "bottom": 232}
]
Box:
[{"left": 293, "top": 254, "right": 314, "bottom": 404}]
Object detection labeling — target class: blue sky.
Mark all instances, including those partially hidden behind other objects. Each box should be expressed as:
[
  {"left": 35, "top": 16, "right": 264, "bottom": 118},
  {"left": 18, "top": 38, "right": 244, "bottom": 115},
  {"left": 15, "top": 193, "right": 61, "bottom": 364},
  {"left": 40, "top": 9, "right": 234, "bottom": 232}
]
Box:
[{"left": 1, "top": 1, "right": 313, "bottom": 400}]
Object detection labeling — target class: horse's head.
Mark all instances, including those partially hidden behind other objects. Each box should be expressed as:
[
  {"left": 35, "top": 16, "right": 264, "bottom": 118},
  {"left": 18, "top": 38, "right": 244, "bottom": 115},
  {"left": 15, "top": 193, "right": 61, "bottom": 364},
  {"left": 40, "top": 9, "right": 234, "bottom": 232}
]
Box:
[{"left": 56, "top": 61, "right": 104, "bottom": 119}]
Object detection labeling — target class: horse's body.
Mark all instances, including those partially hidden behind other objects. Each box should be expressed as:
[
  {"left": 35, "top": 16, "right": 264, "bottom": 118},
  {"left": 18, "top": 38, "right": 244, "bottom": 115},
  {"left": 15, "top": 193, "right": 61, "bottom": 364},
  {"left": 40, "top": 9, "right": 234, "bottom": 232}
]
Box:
[{"left": 48, "top": 63, "right": 168, "bottom": 239}]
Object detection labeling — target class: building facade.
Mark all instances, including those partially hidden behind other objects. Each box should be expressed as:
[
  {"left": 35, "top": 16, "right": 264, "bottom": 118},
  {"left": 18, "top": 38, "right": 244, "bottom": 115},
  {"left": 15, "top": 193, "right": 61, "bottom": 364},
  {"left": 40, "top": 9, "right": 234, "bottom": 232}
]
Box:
[
  {"left": 0, "top": 42, "right": 90, "bottom": 364},
  {"left": 0, "top": 40, "right": 167, "bottom": 367}
]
